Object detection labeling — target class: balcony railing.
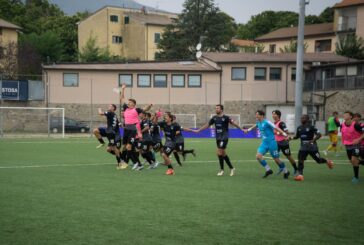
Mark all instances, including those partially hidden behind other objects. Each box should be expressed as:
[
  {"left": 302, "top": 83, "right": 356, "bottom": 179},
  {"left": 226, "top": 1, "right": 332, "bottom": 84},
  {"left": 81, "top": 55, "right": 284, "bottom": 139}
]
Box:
[
  {"left": 337, "top": 18, "right": 357, "bottom": 32},
  {"left": 304, "top": 76, "right": 364, "bottom": 91}
]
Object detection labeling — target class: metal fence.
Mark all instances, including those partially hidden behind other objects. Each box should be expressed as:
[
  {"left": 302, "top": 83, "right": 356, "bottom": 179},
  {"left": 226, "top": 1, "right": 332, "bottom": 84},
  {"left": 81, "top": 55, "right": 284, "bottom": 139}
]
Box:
[{"left": 304, "top": 76, "right": 364, "bottom": 91}]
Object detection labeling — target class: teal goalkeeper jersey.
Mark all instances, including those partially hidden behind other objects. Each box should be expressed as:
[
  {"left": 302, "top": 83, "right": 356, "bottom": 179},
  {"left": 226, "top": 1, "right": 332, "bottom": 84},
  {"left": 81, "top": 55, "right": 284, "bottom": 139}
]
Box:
[{"left": 256, "top": 119, "right": 276, "bottom": 142}]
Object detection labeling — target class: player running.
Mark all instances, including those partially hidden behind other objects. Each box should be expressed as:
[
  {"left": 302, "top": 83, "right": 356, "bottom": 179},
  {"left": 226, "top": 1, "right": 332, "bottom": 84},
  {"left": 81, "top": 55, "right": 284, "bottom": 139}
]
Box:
[
  {"left": 97, "top": 104, "right": 124, "bottom": 169},
  {"left": 272, "top": 110, "right": 298, "bottom": 174},
  {"left": 341, "top": 111, "right": 364, "bottom": 183},
  {"left": 158, "top": 112, "right": 181, "bottom": 175},
  {"left": 244, "top": 110, "right": 290, "bottom": 179},
  {"left": 188, "top": 104, "right": 242, "bottom": 176},
  {"left": 139, "top": 111, "right": 158, "bottom": 169},
  {"left": 324, "top": 111, "right": 341, "bottom": 156},
  {"left": 291, "top": 114, "right": 334, "bottom": 182},
  {"left": 353, "top": 113, "right": 364, "bottom": 166}
]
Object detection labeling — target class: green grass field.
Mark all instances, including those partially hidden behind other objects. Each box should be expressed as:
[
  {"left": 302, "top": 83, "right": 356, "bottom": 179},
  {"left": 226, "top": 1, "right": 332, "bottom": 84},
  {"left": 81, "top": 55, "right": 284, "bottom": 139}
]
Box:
[{"left": 0, "top": 137, "right": 363, "bottom": 245}]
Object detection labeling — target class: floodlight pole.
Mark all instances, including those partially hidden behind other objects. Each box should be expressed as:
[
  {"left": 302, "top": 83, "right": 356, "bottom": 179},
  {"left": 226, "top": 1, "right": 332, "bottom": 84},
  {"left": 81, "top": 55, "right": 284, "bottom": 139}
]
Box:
[{"left": 295, "top": 0, "right": 307, "bottom": 128}]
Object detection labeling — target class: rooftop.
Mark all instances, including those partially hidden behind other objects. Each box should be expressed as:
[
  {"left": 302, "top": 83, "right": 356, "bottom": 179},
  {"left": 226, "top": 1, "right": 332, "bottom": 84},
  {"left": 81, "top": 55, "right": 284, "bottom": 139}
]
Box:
[
  {"left": 0, "top": 18, "right": 21, "bottom": 30},
  {"left": 43, "top": 61, "right": 220, "bottom": 72},
  {"left": 202, "top": 52, "right": 356, "bottom": 64},
  {"left": 334, "top": 0, "right": 364, "bottom": 8},
  {"left": 255, "top": 23, "right": 334, "bottom": 41}
]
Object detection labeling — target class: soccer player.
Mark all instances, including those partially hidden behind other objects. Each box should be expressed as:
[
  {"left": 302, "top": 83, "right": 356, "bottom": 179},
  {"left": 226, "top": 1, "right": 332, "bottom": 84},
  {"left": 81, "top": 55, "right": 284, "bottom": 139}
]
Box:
[
  {"left": 324, "top": 111, "right": 341, "bottom": 156},
  {"left": 189, "top": 104, "right": 242, "bottom": 177},
  {"left": 243, "top": 110, "right": 290, "bottom": 179},
  {"left": 341, "top": 111, "right": 364, "bottom": 183},
  {"left": 172, "top": 116, "right": 196, "bottom": 166},
  {"left": 139, "top": 111, "right": 158, "bottom": 169},
  {"left": 150, "top": 112, "right": 163, "bottom": 153},
  {"left": 119, "top": 84, "right": 152, "bottom": 170},
  {"left": 353, "top": 113, "right": 364, "bottom": 166},
  {"left": 291, "top": 114, "right": 334, "bottom": 181},
  {"left": 272, "top": 110, "right": 298, "bottom": 174},
  {"left": 158, "top": 112, "right": 181, "bottom": 175},
  {"left": 97, "top": 104, "right": 124, "bottom": 169}
]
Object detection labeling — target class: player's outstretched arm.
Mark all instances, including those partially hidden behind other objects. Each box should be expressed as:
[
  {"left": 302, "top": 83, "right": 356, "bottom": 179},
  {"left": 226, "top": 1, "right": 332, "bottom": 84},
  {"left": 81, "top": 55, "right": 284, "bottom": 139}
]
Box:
[
  {"left": 188, "top": 123, "right": 209, "bottom": 133},
  {"left": 230, "top": 121, "right": 242, "bottom": 131},
  {"left": 98, "top": 108, "right": 104, "bottom": 116},
  {"left": 243, "top": 125, "right": 256, "bottom": 134},
  {"left": 274, "top": 126, "right": 288, "bottom": 137}
]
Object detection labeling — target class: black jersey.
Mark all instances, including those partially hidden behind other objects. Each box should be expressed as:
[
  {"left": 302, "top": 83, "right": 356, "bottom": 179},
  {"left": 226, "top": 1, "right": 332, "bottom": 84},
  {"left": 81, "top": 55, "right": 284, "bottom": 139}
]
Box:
[
  {"left": 158, "top": 121, "right": 181, "bottom": 142},
  {"left": 150, "top": 122, "right": 162, "bottom": 142},
  {"left": 209, "top": 115, "right": 232, "bottom": 141},
  {"left": 140, "top": 119, "right": 152, "bottom": 141},
  {"left": 294, "top": 124, "right": 321, "bottom": 150},
  {"left": 104, "top": 111, "right": 119, "bottom": 133},
  {"left": 175, "top": 125, "right": 184, "bottom": 144}
]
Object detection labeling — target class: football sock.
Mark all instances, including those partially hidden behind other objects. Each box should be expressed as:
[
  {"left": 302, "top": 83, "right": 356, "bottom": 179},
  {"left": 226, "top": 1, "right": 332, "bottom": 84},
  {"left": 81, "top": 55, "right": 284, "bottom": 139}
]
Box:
[
  {"left": 291, "top": 162, "right": 298, "bottom": 171},
  {"left": 354, "top": 166, "right": 359, "bottom": 178},
  {"left": 218, "top": 155, "right": 224, "bottom": 170},
  {"left": 98, "top": 138, "right": 105, "bottom": 144},
  {"left": 173, "top": 152, "right": 182, "bottom": 166},
  {"left": 298, "top": 161, "right": 304, "bottom": 175},
  {"left": 259, "top": 159, "right": 271, "bottom": 171},
  {"left": 224, "top": 155, "right": 233, "bottom": 169}
]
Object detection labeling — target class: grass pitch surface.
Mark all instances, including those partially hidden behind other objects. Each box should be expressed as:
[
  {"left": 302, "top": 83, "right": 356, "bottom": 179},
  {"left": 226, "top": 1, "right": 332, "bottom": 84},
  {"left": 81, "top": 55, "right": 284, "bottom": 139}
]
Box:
[{"left": 0, "top": 137, "right": 363, "bottom": 245}]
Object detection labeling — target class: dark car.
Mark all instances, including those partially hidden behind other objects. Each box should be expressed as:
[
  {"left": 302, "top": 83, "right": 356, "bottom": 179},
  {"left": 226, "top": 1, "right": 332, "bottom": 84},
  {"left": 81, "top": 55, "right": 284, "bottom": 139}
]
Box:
[{"left": 50, "top": 117, "right": 90, "bottom": 133}]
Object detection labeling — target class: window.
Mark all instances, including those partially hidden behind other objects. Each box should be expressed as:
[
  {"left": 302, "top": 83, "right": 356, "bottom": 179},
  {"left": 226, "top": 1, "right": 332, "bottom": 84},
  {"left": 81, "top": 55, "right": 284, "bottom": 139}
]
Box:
[
  {"left": 63, "top": 73, "right": 78, "bottom": 87},
  {"left": 119, "top": 74, "right": 133, "bottom": 87},
  {"left": 110, "top": 15, "right": 118, "bottom": 22},
  {"left": 188, "top": 75, "right": 201, "bottom": 87},
  {"left": 124, "top": 16, "right": 130, "bottom": 24},
  {"left": 347, "top": 66, "right": 357, "bottom": 76},
  {"left": 315, "top": 39, "right": 332, "bottom": 52},
  {"left": 335, "top": 67, "right": 346, "bottom": 76},
  {"left": 154, "top": 74, "right": 167, "bottom": 87},
  {"left": 154, "top": 33, "right": 161, "bottom": 44},
  {"left": 231, "top": 67, "right": 246, "bottom": 80},
  {"left": 172, "top": 75, "right": 185, "bottom": 87},
  {"left": 138, "top": 74, "right": 151, "bottom": 87},
  {"left": 291, "top": 68, "right": 296, "bottom": 81},
  {"left": 254, "top": 68, "right": 266, "bottom": 80},
  {"left": 269, "top": 44, "right": 276, "bottom": 53},
  {"left": 112, "top": 36, "right": 122, "bottom": 44},
  {"left": 269, "top": 68, "right": 282, "bottom": 80}
]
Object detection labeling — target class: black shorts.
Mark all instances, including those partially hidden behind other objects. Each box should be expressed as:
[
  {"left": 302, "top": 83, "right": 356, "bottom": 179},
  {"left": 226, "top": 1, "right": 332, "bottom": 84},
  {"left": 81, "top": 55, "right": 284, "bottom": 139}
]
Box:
[
  {"left": 345, "top": 145, "right": 361, "bottom": 160},
  {"left": 140, "top": 140, "right": 153, "bottom": 151},
  {"left": 361, "top": 145, "right": 364, "bottom": 159},
  {"left": 277, "top": 141, "right": 291, "bottom": 156},
  {"left": 298, "top": 150, "right": 325, "bottom": 163},
  {"left": 152, "top": 141, "right": 162, "bottom": 151},
  {"left": 175, "top": 142, "right": 185, "bottom": 152},
  {"left": 163, "top": 141, "right": 175, "bottom": 156},
  {"left": 107, "top": 134, "right": 121, "bottom": 148},
  {"left": 216, "top": 139, "right": 228, "bottom": 149},
  {"left": 123, "top": 129, "right": 137, "bottom": 145},
  {"left": 98, "top": 127, "right": 107, "bottom": 137}
]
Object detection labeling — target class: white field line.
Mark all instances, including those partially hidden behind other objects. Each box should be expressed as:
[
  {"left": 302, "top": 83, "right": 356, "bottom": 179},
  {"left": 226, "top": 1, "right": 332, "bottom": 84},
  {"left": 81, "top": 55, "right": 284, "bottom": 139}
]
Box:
[{"left": 0, "top": 159, "right": 350, "bottom": 169}]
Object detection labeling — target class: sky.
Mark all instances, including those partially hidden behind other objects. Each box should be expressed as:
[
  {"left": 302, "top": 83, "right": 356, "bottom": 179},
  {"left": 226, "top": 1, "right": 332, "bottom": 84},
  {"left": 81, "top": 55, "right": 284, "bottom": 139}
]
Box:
[{"left": 135, "top": 0, "right": 341, "bottom": 23}]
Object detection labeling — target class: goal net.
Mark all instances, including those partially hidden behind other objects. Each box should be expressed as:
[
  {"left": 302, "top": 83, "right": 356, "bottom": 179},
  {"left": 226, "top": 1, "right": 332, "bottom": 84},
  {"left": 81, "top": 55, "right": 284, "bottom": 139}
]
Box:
[
  {"left": 0, "top": 107, "right": 65, "bottom": 138},
  {"left": 174, "top": 114, "right": 197, "bottom": 128}
]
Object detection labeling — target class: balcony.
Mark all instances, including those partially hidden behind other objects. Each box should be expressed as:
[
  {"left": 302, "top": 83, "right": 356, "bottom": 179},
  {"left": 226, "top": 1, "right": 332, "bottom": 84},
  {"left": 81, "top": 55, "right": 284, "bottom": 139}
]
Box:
[
  {"left": 304, "top": 76, "right": 364, "bottom": 91},
  {"left": 337, "top": 16, "right": 357, "bottom": 32}
]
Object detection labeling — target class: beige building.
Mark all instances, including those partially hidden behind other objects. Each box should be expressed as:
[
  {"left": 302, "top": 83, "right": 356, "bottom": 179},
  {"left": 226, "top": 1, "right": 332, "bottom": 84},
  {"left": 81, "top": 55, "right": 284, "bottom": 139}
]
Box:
[
  {"left": 42, "top": 52, "right": 357, "bottom": 126},
  {"left": 0, "top": 18, "right": 21, "bottom": 68},
  {"left": 78, "top": 6, "right": 177, "bottom": 61},
  {"left": 255, "top": 0, "right": 364, "bottom": 54},
  {"left": 333, "top": 0, "right": 364, "bottom": 39}
]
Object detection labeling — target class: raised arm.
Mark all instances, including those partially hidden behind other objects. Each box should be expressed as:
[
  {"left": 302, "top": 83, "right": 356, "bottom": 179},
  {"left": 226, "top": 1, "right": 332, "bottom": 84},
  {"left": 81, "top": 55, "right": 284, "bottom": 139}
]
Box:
[
  {"left": 98, "top": 108, "right": 105, "bottom": 116},
  {"left": 120, "top": 84, "right": 126, "bottom": 105}
]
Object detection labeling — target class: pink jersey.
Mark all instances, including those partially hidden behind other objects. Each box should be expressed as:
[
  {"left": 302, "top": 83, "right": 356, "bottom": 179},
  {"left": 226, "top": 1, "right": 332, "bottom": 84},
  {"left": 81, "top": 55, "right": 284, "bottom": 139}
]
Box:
[
  {"left": 274, "top": 120, "right": 286, "bottom": 142},
  {"left": 124, "top": 107, "right": 140, "bottom": 125},
  {"left": 361, "top": 123, "right": 364, "bottom": 146},
  {"left": 341, "top": 121, "right": 362, "bottom": 145}
]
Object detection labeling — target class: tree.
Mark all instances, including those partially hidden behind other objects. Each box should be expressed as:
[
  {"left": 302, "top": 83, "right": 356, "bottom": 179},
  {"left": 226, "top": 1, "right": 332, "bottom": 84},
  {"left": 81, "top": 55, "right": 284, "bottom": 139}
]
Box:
[
  {"left": 279, "top": 40, "right": 308, "bottom": 53},
  {"left": 336, "top": 35, "right": 364, "bottom": 60},
  {"left": 319, "top": 7, "right": 334, "bottom": 23},
  {"left": 0, "top": 41, "right": 18, "bottom": 78},
  {"left": 157, "top": 0, "right": 237, "bottom": 60},
  {"left": 78, "top": 34, "right": 121, "bottom": 62}
]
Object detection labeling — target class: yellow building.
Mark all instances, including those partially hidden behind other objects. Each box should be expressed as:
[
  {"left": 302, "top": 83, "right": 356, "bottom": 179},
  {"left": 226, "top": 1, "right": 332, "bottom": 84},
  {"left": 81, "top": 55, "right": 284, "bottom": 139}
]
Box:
[
  {"left": 0, "top": 18, "right": 21, "bottom": 65},
  {"left": 78, "top": 6, "right": 177, "bottom": 61}
]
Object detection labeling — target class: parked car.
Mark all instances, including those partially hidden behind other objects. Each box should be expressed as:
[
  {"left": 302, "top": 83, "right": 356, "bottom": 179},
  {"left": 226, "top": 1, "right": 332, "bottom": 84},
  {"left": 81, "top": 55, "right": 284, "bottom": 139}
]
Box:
[{"left": 50, "top": 117, "right": 90, "bottom": 133}]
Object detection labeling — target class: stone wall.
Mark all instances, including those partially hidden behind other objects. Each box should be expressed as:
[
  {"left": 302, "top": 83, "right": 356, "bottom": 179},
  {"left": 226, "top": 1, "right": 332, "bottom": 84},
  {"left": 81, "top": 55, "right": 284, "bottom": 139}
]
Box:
[{"left": 303, "top": 89, "right": 364, "bottom": 120}]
